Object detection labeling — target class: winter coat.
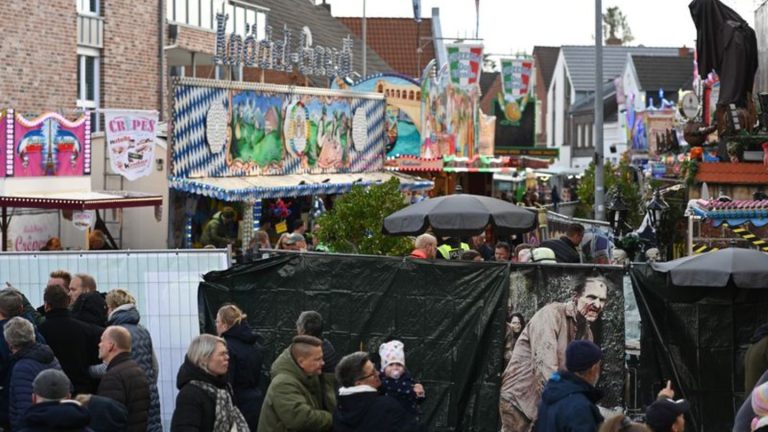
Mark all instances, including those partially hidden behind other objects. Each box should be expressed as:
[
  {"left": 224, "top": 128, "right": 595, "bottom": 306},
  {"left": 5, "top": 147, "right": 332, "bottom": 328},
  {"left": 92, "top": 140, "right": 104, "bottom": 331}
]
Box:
[
  {"left": 257, "top": 346, "right": 336, "bottom": 432},
  {"left": 500, "top": 302, "right": 593, "bottom": 423},
  {"left": 171, "top": 355, "right": 237, "bottom": 432},
  {"left": 534, "top": 371, "right": 603, "bottom": 432},
  {"left": 9, "top": 343, "right": 62, "bottom": 430},
  {"left": 97, "top": 352, "right": 150, "bottom": 432},
  {"left": 539, "top": 236, "right": 581, "bottom": 263},
  {"left": 86, "top": 394, "right": 129, "bottom": 432},
  {"left": 17, "top": 400, "right": 93, "bottom": 432},
  {"left": 333, "top": 387, "right": 413, "bottom": 432},
  {"left": 222, "top": 321, "right": 265, "bottom": 431},
  {"left": 71, "top": 291, "right": 108, "bottom": 327},
  {"left": 745, "top": 325, "right": 768, "bottom": 393},
  {"left": 108, "top": 305, "right": 162, "bottom": 432},
  {"left": 39, "top": 308, "right": 102, "bottom": 395},
  {"left": 0, "top": 318, "right": 46, "bottom": 428},
  {"left": 379, "top": 371, "right": 423, "bottom": 420}
]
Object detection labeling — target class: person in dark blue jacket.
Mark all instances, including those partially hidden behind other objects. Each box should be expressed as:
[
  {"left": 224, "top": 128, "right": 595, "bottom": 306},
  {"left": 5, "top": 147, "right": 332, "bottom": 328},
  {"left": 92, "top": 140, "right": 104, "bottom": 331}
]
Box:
[
  {"left": 4, "top": 317, "right": 62, "bottom": 430},
  {"left": 534, "top": 340, "right": 604, "bottom": 432},
  {"left": 216, "top": 304, "right": 266, "bottom": 431},
  {"left": 18, "top": 369, "right": 93, "bottom": 432}
]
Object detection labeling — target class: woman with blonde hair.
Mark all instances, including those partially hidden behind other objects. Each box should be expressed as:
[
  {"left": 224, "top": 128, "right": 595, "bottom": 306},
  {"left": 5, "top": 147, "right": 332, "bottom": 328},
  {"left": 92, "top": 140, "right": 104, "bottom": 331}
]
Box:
[
  {"left": 171, "top": 334, "right": 249, "bottom": 431},
  {"left": 216, "top": 303, "right": 265, "bottom": 431}
]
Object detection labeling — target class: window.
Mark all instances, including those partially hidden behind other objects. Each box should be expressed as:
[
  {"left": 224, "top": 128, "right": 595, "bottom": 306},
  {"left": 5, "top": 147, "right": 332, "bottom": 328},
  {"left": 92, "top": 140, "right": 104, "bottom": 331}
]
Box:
[
  {"left": 77, "top": 52, "right": 100, "bottom": 131},
  {"left": 77, "top": 0, "right": 98, "bottom": 15},
  {"left": 167, "top": 0, "right": 267, "bottom": 39}
]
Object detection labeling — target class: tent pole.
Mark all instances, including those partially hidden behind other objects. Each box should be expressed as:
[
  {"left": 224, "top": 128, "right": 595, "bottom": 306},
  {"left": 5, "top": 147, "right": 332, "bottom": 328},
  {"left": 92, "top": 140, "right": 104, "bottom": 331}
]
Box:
[{"left": 1, "top": 207, "right": 6, "bottom": 252}]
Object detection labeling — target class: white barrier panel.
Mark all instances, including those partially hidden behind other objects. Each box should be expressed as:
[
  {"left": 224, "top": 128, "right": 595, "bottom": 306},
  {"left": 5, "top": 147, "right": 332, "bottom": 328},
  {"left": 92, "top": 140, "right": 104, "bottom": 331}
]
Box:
[{"left": 0, "top": 249, "right": 229, "bottom": 431}]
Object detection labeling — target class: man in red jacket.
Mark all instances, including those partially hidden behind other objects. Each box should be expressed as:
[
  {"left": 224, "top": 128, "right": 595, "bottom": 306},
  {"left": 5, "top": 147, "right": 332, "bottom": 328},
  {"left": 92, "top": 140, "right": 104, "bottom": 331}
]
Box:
[{"left": 409, "top": 234, "right": 437, "bottom": 259}]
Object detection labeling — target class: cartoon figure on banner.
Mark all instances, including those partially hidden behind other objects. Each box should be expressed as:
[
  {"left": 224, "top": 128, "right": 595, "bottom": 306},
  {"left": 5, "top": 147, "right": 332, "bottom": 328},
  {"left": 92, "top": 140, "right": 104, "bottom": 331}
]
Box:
[
  {"left": 631, "top": 113, "right": 647, "bottom": 151},
  {"left": 302, "top": 96, "right": 352, "bottom": 170},
  {"left": 228, "top": 91, "right": 284, "bottom": 170},
  {"left": 14, "top": 113, "right": 86, "bottom": 177},
  {"left": 500, "top": 274, "right": 612, "bottom": 431}
]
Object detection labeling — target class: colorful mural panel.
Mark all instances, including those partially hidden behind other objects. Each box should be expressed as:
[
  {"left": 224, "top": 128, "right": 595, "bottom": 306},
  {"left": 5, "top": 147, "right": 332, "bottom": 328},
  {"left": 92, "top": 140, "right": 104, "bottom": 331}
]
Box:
[
  {"left": 171, "top": 79, "right": 385, "bottom": 178},
  {"left": 421, "top": 71, "right": 480, "bottom": 159},
  {"left": 12, "top": 112, "right": 87, "bottom": 177},
  {"left": 331, "top": 74, "right": 423, "bottom": 158}
]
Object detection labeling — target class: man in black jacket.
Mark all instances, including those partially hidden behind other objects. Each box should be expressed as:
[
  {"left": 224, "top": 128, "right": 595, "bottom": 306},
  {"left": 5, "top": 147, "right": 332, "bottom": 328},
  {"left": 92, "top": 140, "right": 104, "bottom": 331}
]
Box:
[
  {"left": 69, "top": 274, "right": 107, "bottom": 327},
  {"left": 539, "top": 223, "right": 584, "bottom": 263},
  {"left": 97, "top": 326, "right": 149, "bottom": 432},
  {"left": 39, "top": 284, "right": 102, "bottom": 395},
  {"left": 333, "top": 352, "right": 414, "bottom": 432}
]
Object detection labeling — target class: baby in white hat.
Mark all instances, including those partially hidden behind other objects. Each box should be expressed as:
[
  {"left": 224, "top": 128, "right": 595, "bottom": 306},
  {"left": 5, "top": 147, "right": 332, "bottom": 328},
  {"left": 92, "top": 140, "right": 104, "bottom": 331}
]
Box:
[{"left": 379, "top": 340, "right": 426, "bottom": 421}]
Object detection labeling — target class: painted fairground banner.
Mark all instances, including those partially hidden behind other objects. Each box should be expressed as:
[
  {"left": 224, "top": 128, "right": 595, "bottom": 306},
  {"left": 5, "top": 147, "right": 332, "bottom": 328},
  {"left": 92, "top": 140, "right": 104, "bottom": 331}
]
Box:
[
  {"left": 7, "top": 211, "right": 58, "bottom": 251},
  {"left": 11, "top": 111, "right": 89, "bottom": 177},
  {"left": 104, "top": 110, "right": 158, "bottom": 181},
  {"left": 445, "top": 43, "right": 483, "bottom": 87},
  {"left": 331, "top": 73, "right": 423, "bottom": 158},
  {"left": 171, "top": 78, "right": 386, "bottom": 178},
  {"left": 421, "top": 62, "right": 481, "bottom": 159}
]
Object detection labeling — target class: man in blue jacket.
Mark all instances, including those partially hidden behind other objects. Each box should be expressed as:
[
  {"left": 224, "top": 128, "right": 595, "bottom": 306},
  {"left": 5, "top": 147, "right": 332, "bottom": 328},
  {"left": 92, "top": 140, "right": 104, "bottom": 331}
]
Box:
[{"left": 534, "top": 340, "right": 604, "bottom": 432}]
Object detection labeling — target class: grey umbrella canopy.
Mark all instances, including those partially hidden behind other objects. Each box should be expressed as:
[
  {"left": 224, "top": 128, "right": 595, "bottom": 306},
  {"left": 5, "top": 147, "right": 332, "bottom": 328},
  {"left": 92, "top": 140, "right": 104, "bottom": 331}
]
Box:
[
  {"left": 651, "top": 247, "right": 768, "bottom": 288},
  {"left": 383, "top": 194, "right": 538, "bottom": 237}
]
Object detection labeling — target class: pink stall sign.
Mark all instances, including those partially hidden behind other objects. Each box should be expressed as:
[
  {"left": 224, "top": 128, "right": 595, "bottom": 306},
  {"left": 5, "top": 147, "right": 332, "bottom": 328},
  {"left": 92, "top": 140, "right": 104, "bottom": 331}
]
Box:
[{"left": 12, "top": 112, "right": 89, "bottom": 177}]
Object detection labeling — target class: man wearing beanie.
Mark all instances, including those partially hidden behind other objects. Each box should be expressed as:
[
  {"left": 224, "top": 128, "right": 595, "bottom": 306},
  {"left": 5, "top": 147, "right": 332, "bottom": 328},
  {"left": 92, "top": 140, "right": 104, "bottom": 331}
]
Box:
[
  {"left": 18, "top": 369, "right": 92, "bottom": 431},
  {"left": 534, "top": 340, "right": 604, "bottom": 432},
  {"left": 500, "top": 275, "right": 609, "bottom": 431}
]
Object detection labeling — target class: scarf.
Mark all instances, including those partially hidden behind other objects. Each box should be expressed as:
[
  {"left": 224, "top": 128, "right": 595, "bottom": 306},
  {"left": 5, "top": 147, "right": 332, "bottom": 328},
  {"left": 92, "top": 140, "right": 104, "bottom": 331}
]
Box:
[{"left": 190, "top": 380, "right": 250, "bottom": 432}]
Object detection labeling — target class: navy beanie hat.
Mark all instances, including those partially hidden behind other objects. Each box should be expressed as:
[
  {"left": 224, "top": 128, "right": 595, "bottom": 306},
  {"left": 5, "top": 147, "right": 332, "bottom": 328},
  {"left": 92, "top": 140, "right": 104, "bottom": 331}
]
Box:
[{"left": 565, "top": 340, "right": 603, "bottom": 372}]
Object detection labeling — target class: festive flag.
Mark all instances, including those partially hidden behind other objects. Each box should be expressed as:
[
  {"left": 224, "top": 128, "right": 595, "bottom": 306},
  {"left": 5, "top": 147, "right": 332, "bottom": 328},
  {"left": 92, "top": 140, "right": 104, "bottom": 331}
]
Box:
[
  {"left": 446, "top": 43, "right": 483, "bottom": 87},
  {"left": 500, "top": 58, "right": 533, "bottom": 100}
]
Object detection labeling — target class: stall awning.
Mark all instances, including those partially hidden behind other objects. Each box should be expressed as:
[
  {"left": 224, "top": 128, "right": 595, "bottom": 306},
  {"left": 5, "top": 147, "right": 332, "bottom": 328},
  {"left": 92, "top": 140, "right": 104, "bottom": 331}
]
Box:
[
  {"left": 0, "top": 191, "right": 163, "bottom": 211},
  {"left": 689, "top": 198, "right": 768, "bottom": 227},
  {"left": 168, "top": 172, "right": 434, "bottom": 202}
]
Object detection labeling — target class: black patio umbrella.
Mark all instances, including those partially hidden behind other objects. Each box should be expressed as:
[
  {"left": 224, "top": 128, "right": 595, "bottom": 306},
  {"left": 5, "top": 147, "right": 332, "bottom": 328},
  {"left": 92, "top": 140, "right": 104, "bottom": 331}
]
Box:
[
  {"left": 651, "top": 247, "right": 768, "bottom": 288},
  {"left": 382, "top": 194, "right": 538, "bottom": 237}
]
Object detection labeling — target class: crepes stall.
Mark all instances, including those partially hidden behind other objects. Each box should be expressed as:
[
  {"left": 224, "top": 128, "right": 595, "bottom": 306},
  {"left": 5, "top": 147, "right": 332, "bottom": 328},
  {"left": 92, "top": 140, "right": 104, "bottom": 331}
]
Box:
[
  {"left": 0, "top": 109, "right": 162, "bottom": 250},
  {"left": 168, "top": 78, "right": 433, "bottom": 248}
]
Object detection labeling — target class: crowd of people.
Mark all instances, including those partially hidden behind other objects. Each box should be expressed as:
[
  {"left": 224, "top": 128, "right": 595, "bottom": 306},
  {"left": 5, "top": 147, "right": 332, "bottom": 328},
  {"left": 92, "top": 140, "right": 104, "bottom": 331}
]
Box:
[{"left": 0, "top": 269, "right": 430, "bottom": 432}]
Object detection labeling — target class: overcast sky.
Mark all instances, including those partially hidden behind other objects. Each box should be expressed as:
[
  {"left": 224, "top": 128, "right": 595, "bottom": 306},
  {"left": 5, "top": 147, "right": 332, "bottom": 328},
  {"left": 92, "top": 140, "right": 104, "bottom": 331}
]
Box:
[{"left": 325, "top": 0, "right": 760, "bottom": 55}]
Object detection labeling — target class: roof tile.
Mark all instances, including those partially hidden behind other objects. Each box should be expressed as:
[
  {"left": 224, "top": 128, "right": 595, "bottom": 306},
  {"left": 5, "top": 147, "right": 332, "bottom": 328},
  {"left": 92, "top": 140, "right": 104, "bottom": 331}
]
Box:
[
  {"left": 337, "top": 17, "right": 434, "bottom": 79},
  {"left": 696, "top": 162, "right": 768, "bottom": 185}
]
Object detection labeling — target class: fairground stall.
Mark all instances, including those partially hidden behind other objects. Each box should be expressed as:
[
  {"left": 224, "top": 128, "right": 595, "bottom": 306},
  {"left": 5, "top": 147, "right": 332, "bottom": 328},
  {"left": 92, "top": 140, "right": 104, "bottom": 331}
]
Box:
[
  {"left": 0, "top": 110, "right": 162, "bottom": 251},
  {"left": 168, "top": 78, "right": 433, "bottom": 248}
]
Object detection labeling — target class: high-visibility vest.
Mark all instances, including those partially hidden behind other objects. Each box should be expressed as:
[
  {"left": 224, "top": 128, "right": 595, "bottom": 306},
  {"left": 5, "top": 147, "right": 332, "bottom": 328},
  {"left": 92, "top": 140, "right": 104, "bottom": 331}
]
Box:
[{"left": 437, "top": 242, "right": 470, "bottom": 260}]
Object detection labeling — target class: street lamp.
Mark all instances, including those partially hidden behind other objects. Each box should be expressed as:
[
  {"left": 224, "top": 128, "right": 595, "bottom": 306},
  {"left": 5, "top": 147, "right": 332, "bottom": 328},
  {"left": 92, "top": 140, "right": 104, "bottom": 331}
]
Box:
[
  {"left": 606, "top": 186, "right": 629, "bottom": 237},
  {"left": 646, "top": 188, "right": 669, "bottom": 230}
]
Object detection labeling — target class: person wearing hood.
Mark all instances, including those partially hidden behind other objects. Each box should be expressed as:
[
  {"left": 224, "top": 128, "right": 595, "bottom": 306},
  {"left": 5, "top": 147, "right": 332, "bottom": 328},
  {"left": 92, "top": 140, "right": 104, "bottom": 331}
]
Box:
[
  {"left": 5, "top": 317, "right": 63, "bottom": 430},
  {"left": 216, "top": 304, "right": 265, "bottom": 431},
  {"left": 171, "top": 334, "right": 249, "bottom": 432},
  {"left": 94, "top": 289, "right": 162, "bottom": 432},
  {"left": 534, "top": 340, "right": 604, "bottom": 432},
  {"left": 69, "top": 274, "right": 107, "bottom": 327},
  {"left": 18, "top": 369, "right": 93, "bottom": 432},
  {"left": 333, "top": 352, "right": 413, "bottom": 432},
  {"left": 745, "top": 323, "right": 768, "bottom": 393},
  {"left": 258, "top": 335, "right": 336, "bottom": 432}
]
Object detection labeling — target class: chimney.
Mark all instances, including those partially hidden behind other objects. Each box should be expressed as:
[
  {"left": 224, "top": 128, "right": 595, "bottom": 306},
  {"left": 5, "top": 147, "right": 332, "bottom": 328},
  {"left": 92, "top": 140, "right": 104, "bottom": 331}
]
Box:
[
  {"left": 679, "top": 45, "right": 689, "bottom": 57},
  {"left": 605, "top": 37, "right": 622, "bottom": 46},
  {"left": 319, "top": 0, "right": 331, "bottom": 13}
]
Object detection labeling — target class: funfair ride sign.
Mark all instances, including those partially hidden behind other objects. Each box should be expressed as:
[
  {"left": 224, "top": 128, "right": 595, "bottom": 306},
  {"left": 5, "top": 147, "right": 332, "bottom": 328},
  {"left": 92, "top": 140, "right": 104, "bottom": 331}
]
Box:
[{"left": 213, "top": 12, "right": 354, "bottom": 79}]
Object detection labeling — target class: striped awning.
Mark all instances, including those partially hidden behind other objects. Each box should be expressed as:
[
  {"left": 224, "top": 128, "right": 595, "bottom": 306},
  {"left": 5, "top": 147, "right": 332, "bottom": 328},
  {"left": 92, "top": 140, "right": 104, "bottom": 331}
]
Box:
[
  {"left": 169, "top": 171, "right": 434, "bottom": 202},
  {"left": 689, "top": 199, "right": 768, "bottom": 227}
]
